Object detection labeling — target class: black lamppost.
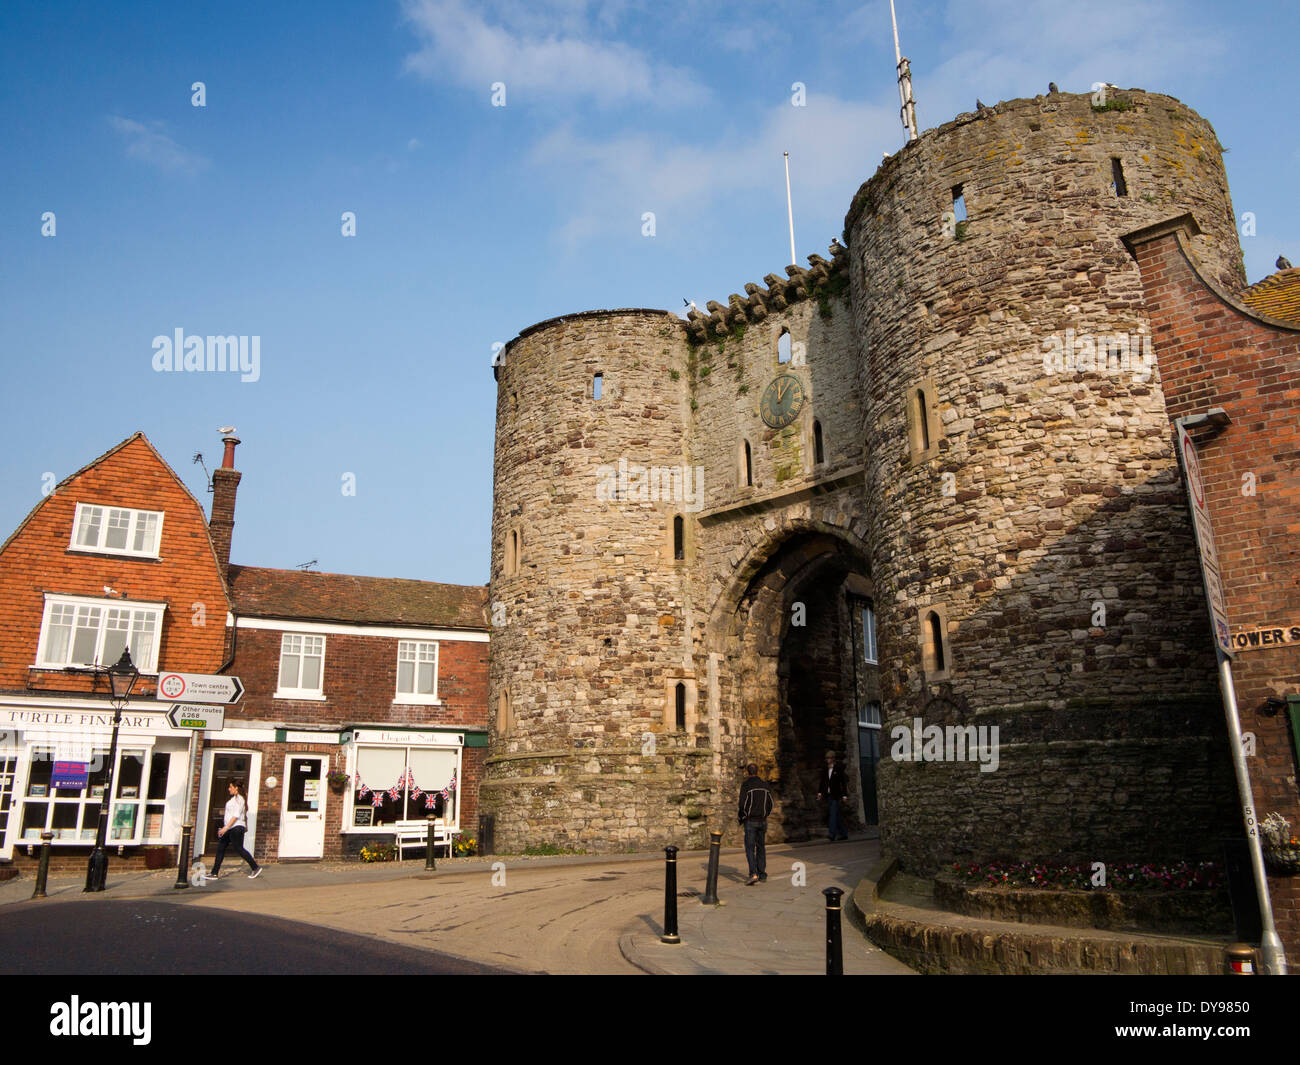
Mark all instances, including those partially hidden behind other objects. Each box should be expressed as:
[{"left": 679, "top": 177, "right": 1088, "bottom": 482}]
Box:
[{"left": 84, "top": 648, "right": 139, "bottom": 892}]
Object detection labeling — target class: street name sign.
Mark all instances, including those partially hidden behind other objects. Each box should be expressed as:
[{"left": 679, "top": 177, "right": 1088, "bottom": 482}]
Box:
[
  {"left": 156, "top": 672, "right": 244, "bottom": 704},
  {"left": 165, "top": 704, "right": 225, "bottom": 732}
]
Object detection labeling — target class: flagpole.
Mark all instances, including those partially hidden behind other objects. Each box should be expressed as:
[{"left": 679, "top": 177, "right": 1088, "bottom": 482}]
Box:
[{"left": 784, "top": 151, "right": 796, "bottom": 266}]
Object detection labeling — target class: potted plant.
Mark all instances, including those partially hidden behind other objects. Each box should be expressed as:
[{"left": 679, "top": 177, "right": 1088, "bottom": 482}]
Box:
[
  {"left": 326, "top": 770, "right": 351, "bottom": 794},
  {"left": 1261, "top": 812, "right": 1300, "bottom": 874}
]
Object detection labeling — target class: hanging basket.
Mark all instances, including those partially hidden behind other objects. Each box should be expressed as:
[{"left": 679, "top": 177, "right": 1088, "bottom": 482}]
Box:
[
  {"left": 1263, "top": 844, "right": 1300, "bottom": 875},
  {"left": 326, "top": 771, "right": 351, "bottom": 793}
]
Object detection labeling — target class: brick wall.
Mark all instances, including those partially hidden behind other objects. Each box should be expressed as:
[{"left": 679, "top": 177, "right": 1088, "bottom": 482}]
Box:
[{"left": 1128, "top": 221, "right": 1300, "bottom": 958}]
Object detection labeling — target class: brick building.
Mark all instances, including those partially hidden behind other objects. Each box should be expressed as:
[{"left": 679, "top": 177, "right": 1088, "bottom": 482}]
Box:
[
  {"left": 1125, "top": 217, "right": 1300, "bottom": 955},
  {"left": 0, "top": 432, "right": 488, "bottom": 870}
]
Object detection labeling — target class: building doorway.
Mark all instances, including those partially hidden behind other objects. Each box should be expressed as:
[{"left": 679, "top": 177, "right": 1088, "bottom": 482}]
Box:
[{"left": 278, "top": 755, "right": 326, "bottom": 859}]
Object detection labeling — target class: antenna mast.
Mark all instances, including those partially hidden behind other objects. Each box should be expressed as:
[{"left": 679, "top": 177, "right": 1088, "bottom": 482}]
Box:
[
  {"left": 890, "top": 0, "right": 918, "bottom": 142},
  {"left": 784, "top": 151, "right": 797, "bottom": 266}
]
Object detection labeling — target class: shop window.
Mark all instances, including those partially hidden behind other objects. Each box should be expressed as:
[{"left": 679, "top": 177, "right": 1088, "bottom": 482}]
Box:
[
  {"left": 20, "top": 746, "right": 153, "bottom": 844},
  {"left": 352, "top": 744, "right": 459, "bottom": 828},
  {"left": 144, "top": 751, "right": 170, "bottom": 840},
  {"left": 70, "top": 503, "right": 163, "bottom": 558},
  {"left": 37, "top": 595, "right": 164, "bottom": 673},
  {"left": 396, "top": 640, "right": 439, "bottom": 702},
  {"left": 276, "top": 634, "right": 325, "bottom": 697}
]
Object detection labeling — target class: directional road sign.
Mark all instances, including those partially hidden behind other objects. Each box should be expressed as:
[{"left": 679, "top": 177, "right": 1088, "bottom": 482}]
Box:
[
  {"left": 156, "top": 672, "right": 244, "bottom": 704},
  {"left": 165, "top": 704, "right": 225, "bottom": 732}
]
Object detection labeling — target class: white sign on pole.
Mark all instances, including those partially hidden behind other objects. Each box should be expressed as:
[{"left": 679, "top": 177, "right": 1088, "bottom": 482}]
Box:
[
  {"left": 1176, "top": 423, "right": 1233, "bottom": 657},
  {"left": 165, "top": 704, "right": 225, "bottom": 731},
  {"left": 156, "top": 672, "right": 244, "bottom": 704}
]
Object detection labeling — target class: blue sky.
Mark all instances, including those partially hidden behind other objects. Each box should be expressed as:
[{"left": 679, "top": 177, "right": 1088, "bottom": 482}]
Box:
[{"left": 1, "top": 0, "right": 1295, "bottom": 586}]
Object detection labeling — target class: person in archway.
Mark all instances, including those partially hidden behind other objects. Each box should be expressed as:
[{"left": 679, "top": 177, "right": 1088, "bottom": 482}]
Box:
[
  {"left": 818, "top": 751, "right": 849, "bottom": 841},
  {"left": 737, "top": 763, "right": 774, "bottom": 885}
]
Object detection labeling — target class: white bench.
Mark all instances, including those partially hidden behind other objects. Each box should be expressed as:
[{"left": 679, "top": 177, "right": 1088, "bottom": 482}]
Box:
[{"left": 395, "top": 820, "right": 453, "bottom": 861}]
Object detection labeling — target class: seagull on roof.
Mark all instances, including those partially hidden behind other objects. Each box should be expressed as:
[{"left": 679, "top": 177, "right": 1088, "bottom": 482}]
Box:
[
  {"left": 218, "top": 426, "right": 236, "bottom": 434},
  {"left": 1048, "top": 82, "right": 1059, "bottom": 93},
  {"left": 1277, "top": 256, "right": 1293, "bottom": 271}
]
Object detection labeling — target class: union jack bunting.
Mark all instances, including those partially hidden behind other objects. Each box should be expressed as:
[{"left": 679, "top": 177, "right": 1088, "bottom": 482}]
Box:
[
  {"left": 410, "top": 785, "right": 422, "bottom": 800},
  {"left": 424, "top": 793, "right": 437, "bottom": 810},
  {"left": 387, "top": 786, "right": 401, "bottom": 802},
  {"left": 448, "top": 769, "right": 457, "bottom": 791},
  {"left": 358, "top": 782, "right": 370, "bottom": 797},
  {"left": 371, "top": 791, "right": 384, "bottom": 807}
]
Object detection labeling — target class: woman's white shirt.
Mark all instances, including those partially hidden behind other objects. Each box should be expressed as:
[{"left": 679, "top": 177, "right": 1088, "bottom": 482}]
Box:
[{"left": 224, "top": 794, "right": 247, "bottom": 829}]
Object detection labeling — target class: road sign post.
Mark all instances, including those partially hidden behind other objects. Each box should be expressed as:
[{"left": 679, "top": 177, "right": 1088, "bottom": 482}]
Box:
[{"left": 156, "top": 672, "right": 244, "bottom": 705}]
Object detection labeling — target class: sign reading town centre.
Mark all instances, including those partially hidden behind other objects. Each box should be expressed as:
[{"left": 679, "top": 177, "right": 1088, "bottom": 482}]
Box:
[
  {"left": 155, "top": 672, "right": 244, "bottom": 705},
  {"left": 165, "top": 704, "right": 225, "bottom": 732}
]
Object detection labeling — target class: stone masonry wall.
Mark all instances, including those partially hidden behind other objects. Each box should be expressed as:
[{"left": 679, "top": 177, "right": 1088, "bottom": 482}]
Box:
[{"left": 845, "top": 89, "right": 1244, "bottom": 872}]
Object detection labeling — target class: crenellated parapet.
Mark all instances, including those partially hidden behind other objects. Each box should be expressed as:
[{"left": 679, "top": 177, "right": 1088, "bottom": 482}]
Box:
[{"left": 684, "top": 243, "right": 849, "bottom": 343}]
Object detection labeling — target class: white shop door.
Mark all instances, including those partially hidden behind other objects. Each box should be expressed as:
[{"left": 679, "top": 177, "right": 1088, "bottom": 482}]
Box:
[{"left": 278, "top": 756, "right": 326, "bottom": 858}]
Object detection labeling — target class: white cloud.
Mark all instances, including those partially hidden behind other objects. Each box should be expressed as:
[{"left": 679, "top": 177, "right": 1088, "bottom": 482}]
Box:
[
  {"left": 400, "top": 0, "right": 708, "bottom": 108},
  {"left": 107, "top": 116, "right": 208, "bottom": 175},
  {"left": 530, "top": 93, "right": 899, "bottom": 247}
]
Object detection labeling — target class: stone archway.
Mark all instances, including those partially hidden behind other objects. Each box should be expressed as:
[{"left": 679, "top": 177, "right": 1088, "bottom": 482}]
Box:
[{"left": 710, "top": 521, "right": 877, "bottom": 843}]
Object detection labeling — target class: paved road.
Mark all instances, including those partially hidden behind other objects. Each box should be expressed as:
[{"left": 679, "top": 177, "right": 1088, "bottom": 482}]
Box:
[{"left": 0, "top": 897, "right": 509, "bottom": 974}]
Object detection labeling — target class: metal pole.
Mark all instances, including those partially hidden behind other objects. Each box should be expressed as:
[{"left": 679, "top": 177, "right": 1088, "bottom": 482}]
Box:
[
  {"left": 889, "top": 0, "right": 918, "bottom": 142},
  {"left": 84, "top": 702, "right": 124, "bottom": 892},
  {"left": 702, "top": 830, "right": 722, "bottom": 905},
  {"left": 823, "top": 886, "right": 844, "bottom": 975},
  {"left": 784, "top": 152, "right": 796, "bottom": 267},
  {"left": 425, "top": 816, "right": 437, "bottom": 871},
  {"left": 1216, "top": 652, "right": 1287, "bottom": 974},
  {"left": 32, "top": 831, "right": 53, "bottom": 899},
  {"left": 174, "top": 823, "right": 193, "bottom": 889},
  {"left": 661, "top": 845, "right": 681, "bottom": 944}
]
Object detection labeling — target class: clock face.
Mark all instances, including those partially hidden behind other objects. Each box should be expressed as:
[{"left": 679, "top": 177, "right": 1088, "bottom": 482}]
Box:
[{"left": 759, "top": 374, "right": 806, "bottom": 429}]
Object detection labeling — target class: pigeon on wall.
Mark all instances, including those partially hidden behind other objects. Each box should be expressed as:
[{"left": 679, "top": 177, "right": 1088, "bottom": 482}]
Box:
[
  {"left": 1048, "top": 82, "right": 1059, "bottom": 93},
  {"left": 1277, "top": 256, "right": 1293, "bottom": 271}
]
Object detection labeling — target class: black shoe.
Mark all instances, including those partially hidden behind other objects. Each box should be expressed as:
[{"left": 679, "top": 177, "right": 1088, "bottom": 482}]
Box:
[{"left": 758, "top": 875, "right": 768, "bottom": 882}]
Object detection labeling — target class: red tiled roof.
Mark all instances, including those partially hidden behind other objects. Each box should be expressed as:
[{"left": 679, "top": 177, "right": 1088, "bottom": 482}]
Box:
[
  {"left": 226, "top": 565, "right": 488, "bottom": 630},
  {"left": 1240, "top": 268, "right": 1300, "bottom": 325}
]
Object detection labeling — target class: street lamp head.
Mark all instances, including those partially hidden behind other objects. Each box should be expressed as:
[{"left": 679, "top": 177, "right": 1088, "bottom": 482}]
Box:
[{"left": 107, "top": 648, "right": 139, "bottom": 701}]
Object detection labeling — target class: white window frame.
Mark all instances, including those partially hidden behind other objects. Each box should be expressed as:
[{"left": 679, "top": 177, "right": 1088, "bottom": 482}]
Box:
[
  {"left": 862, "top": 603, "right": 877, "bottom": 665},
  {"left": 35, "top": 593, "right": 166, "bottom": 674},
  {"left": 394, "top": 640, "right": 440, "bottom": 704},
  {"left": 274, "top": 633, "right": 327, "bottom": 700},
  {"left": 343, "top": 740, "right": 463, "bottom": 833},
  {"left": 69, "top": 503, "right": 164, "bottom": 559}
]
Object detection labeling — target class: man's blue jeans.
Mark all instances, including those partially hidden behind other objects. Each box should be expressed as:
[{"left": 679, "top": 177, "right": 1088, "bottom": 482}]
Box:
[
  {"left": 828, "top": 798, "right": 846, "bottom": 839},
  {"left": 743, "top": 819, "right": 767, "bottom": 878}
]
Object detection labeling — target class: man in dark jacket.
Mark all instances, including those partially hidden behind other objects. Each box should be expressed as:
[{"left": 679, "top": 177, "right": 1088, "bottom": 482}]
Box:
[
  {"left": 817, "top": 751, "right": 849, "bottom": 840},
  {"left": 737, "top": 763, "right": 773, "bottom": 885}
]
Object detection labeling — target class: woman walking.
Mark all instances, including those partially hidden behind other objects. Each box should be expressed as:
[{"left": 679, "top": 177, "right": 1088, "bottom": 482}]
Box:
[{"left": 204, "top": 781, "right": 262, "bottom": 880}]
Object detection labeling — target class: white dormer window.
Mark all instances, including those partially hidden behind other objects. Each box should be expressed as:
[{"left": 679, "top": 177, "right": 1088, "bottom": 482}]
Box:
[
  {"left": 70, "top": 504, "right": 163, "bottom": 558},
  {"left": 36, "top": 594, "right": 165, "bottom": 673},
  {"left": 275, "top": 634, "right": 326, "bottom": 698},
  {"left": 395, "top": 641, "right": 439, "bottom": 703}
]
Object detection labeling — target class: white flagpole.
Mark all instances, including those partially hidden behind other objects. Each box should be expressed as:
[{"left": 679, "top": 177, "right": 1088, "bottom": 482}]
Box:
[{"left": 784, "top": 151, "right": 796, "bottom": 266}]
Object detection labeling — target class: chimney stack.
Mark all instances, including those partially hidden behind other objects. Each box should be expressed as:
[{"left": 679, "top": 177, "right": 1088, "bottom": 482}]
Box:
[{"left": 210, "top": 434, "right": 241, "bottom": 574}]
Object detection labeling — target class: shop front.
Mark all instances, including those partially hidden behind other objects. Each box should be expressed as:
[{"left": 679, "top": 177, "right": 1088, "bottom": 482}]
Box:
[
  {"left": 0, "top": 701, "right": 191, "bottom": 861},
  {"left": 341, "top": 726, "right": 464, "bottom": 857}
]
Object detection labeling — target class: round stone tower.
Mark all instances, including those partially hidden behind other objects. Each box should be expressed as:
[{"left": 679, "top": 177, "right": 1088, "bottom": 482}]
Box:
[
  {"left": 844, "top": 89, "right": 1245, "bottom": 873},
  {"left": 482, "top": 309, "right": 712, "bottom": 853}
]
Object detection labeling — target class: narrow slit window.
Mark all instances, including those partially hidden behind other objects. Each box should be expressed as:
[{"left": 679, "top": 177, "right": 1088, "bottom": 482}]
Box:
[
  {"left": 927, "top": 611, "right": 945, "bottom": 673},
  {"left": 673, "top": 515, "right": 684, "bottom": 560},
  {"left": 592, "top": 373, "right": 603, "bottom": 400},
  {"left": 813, "top": 420, "right": 824, "bottom": 465},
  {"left": 777, "top": 330, "right": 792, "bottom": 365},
  {"left": 1110, "top": 157, "right": 1128, "bottom": 197},
  {"left": 951, "top": 184, "right": 967, "bottom": 222},
  {"left": 917, "top": 390, "right": 930, "bottom": 451},
  {"left": 744, "top": 441, "right": 753, "bottom": 487},
  {"left": 675, "top": 682, "right": 686, "bottom": 731}
]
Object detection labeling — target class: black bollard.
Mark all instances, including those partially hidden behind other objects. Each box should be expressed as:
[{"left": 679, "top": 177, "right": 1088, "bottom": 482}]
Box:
[
  {"left": 425, "top": 816, "right": 437, "bottom": 871},
  {"left": 823, "top": 886, "right": 844, "bottom": 975},
  {"left": 702, "top": 830, "right": 722, "bottom": 905},
  {"left": 174, "top": 823, "right": 194, "bottom": 890},
  {"left": 32, "top": 831, "right": 54, "bottom": 899},
  {"left": 661, "top": 845, "right": 681, "bottom": 944}
]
